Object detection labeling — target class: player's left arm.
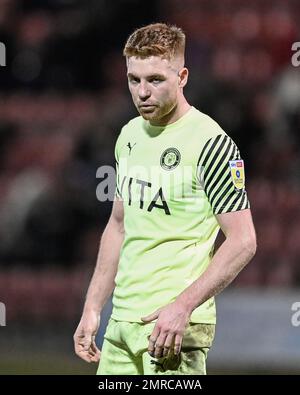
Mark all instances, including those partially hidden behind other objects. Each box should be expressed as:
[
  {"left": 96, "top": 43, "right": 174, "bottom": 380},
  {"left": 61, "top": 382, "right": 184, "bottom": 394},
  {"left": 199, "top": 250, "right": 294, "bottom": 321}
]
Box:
[
  {"left": 142, "top": 208, "right": 256, "bottom": 358},
  {"left": 176, "top": 207, "right": 257, "bottom": 313},
  {"left": 142, "top": 134, "right": 257, "bottom": 358}
]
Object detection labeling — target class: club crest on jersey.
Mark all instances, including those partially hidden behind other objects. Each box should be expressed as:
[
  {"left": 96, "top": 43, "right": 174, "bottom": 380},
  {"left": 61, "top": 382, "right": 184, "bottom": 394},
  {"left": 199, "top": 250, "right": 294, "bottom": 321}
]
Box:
[
  {"left": 229, "top": 160, "right": 245, "bottom": 190},
  {"left": 160, "top": 148, "right": 181, "bottom": 171}
]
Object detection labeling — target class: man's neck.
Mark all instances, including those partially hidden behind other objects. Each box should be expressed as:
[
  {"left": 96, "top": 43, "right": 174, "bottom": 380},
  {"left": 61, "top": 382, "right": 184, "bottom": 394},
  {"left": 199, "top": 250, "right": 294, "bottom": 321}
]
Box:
[{"left": 150, "top": 101, "right": 191, "bottom": 127}]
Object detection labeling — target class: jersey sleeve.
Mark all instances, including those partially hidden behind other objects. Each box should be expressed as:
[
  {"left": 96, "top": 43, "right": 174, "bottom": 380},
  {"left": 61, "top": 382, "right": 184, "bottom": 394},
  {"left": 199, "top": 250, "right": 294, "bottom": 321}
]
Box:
[{"left": 196, "top": 133, "right": 250, "bottom": 214}]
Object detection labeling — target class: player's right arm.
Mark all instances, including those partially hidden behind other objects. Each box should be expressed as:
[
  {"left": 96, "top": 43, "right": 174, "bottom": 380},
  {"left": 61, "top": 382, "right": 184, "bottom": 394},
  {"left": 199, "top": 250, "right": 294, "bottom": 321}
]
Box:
[{"left": 73, "top": 197, "right": 124, "bottom": 363}]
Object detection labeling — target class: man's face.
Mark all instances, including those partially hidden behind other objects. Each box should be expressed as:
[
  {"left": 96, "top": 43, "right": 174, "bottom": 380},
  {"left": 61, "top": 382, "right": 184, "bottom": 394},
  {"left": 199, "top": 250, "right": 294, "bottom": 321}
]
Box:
[{"left": 126, "top": 55, "right": 183, "bottom": 124}]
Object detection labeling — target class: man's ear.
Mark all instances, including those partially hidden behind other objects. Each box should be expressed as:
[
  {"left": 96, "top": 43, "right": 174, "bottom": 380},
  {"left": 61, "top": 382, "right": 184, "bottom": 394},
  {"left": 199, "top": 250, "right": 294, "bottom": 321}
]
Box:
[{"left": 178, "top": 67, "right": 189, "bottom": 88}]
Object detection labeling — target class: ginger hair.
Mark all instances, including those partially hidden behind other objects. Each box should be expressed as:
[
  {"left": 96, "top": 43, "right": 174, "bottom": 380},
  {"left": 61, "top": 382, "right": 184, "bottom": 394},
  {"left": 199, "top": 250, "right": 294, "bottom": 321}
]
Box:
[{"left": 123, "top": 23, "right": 185, "bottom": 61}]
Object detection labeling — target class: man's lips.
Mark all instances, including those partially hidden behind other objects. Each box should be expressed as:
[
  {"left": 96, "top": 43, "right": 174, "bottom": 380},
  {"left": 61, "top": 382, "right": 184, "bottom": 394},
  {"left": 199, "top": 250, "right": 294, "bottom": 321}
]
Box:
[{"left": 139, "top": 104, "right": 156, "bottom": 109}]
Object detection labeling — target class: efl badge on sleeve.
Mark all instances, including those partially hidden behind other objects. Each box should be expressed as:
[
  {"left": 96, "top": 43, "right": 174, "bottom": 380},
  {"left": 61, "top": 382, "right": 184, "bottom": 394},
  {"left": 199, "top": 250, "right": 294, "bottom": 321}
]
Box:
[{"left": 229, "top": 160, "right": 245, "bottom": 190}]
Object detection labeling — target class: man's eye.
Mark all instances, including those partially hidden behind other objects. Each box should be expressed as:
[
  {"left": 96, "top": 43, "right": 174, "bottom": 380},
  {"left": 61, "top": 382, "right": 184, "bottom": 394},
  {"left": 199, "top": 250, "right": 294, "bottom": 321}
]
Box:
[
  {"left": 130, "top": 79, "right": 139, "bottom": 84},
  {"left": 151, "top": 79, "right": 162, "bottom": 84}
]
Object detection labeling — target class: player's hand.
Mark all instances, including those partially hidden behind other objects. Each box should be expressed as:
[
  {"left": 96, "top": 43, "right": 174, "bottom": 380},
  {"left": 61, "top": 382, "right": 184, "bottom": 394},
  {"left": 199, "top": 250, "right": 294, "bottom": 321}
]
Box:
[
  {"left": 141, "top": 300, "right": 192, "bottom": 359},
  {"left": 73, "top": 310, "right": 101, "bottom": 363}
]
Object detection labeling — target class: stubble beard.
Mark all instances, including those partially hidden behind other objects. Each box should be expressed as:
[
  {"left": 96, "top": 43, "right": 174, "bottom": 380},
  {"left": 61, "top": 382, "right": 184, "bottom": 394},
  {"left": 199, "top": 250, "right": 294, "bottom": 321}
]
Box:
[{"left": 138, "top": 105, "right": 160, "bottom": 121}]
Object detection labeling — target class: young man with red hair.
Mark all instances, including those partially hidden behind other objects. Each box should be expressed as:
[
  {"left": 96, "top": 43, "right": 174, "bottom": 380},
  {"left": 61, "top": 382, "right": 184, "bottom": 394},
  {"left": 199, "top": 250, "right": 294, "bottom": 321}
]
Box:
[{"left": 74, "top": 23, "right": 256, "bottom": 375}]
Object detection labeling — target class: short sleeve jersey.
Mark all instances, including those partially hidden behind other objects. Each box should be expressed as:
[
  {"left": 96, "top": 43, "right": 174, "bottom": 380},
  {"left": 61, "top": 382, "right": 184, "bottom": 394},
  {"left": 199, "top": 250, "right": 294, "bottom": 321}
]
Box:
[{"left": 112, "top": 106, "right": 250, "bottom": 323}]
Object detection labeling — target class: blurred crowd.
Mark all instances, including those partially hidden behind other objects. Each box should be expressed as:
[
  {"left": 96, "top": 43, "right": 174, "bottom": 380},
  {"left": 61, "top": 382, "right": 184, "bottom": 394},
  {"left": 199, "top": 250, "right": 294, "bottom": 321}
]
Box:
[{"left": 0, "top": 0, "right": 300, "bottom": 290}]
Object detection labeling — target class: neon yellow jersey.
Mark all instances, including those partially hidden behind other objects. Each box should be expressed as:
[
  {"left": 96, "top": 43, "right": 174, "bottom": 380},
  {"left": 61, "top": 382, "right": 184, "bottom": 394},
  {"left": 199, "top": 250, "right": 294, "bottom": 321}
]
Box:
[{"left": 111, "top": 106, "right": 250, "bottom": 323}]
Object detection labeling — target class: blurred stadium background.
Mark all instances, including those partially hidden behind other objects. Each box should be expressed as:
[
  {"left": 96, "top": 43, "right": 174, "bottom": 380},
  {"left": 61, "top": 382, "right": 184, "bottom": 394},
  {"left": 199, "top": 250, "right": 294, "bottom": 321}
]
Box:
[{"left": 0, "top": 0, "right": 300, "bottom": 375}]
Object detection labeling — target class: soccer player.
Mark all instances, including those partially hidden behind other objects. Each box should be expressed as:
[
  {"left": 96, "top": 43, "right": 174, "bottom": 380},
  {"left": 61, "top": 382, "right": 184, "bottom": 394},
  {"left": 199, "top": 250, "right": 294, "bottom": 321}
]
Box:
[{"left": 73, "top": 23, "right": 257, "bottom": 375}]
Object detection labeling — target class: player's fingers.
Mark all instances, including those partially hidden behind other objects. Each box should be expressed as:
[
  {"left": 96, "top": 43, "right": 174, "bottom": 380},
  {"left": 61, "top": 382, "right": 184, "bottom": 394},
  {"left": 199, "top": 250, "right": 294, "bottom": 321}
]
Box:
[
  {"left": 90, "top": 353, "right": 100, "bottom": 363},
  {"left": 91, "top": 339, "right": 101, "bottom": 354},
  {"left": 83, "top": 342, "right": 98, "bottom": 359},
  {"left": 81, "top": 333, "right": 92, "bottom": 351},
  {"left": 174, "top": 334, "right": 183, "bottom": 356},
  {"left": 148, "top": 326, "right": 160, "bottom": 355},
  {"left": 153, "top": 331, "right": 168, "bottom": 358},
  {"left": 87, "top": 347, "right": 96, "bottom": 357},
  {"left": 88, "top": 348, "right": 100, "bottom": 362},
  {"left": 75, "top": 340, "right": 93, "bottom": 362},
  {"left": 77, "top": 350, "right": 93, "bottom": 363},
  {"left": 73, "top": 331, "right": 82, "bottom": 348},
  {"left": 75, "top": 337, "right": 89, "bottom": 349},
  {"left": 74, "top": 338, "right": 86, "bottom": 354},
  {"left": 74, "top": 328, "right": 96, "bottom": 363},
  {"left": 89, "top": 342, "right": 101, "bottom": 363},
  {"left": 163, "top": 333, "right": 175, "bottom": 357},
  {"left": 74, "top": 333, "right": 93, "bottom": 356}
]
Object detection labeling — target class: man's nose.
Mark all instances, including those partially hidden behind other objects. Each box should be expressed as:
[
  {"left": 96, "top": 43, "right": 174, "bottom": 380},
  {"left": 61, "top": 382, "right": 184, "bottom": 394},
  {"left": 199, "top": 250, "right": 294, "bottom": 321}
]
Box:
[{"left": 138, "top": 82, "right": 151, "bottom": 100}]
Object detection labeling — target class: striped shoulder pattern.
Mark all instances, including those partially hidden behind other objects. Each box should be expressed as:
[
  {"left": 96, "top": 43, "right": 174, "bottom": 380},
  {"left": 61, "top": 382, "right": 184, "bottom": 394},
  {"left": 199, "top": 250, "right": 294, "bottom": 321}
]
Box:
[{"left": 197, "top": 133, "right": 250, "bottom": 214}]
